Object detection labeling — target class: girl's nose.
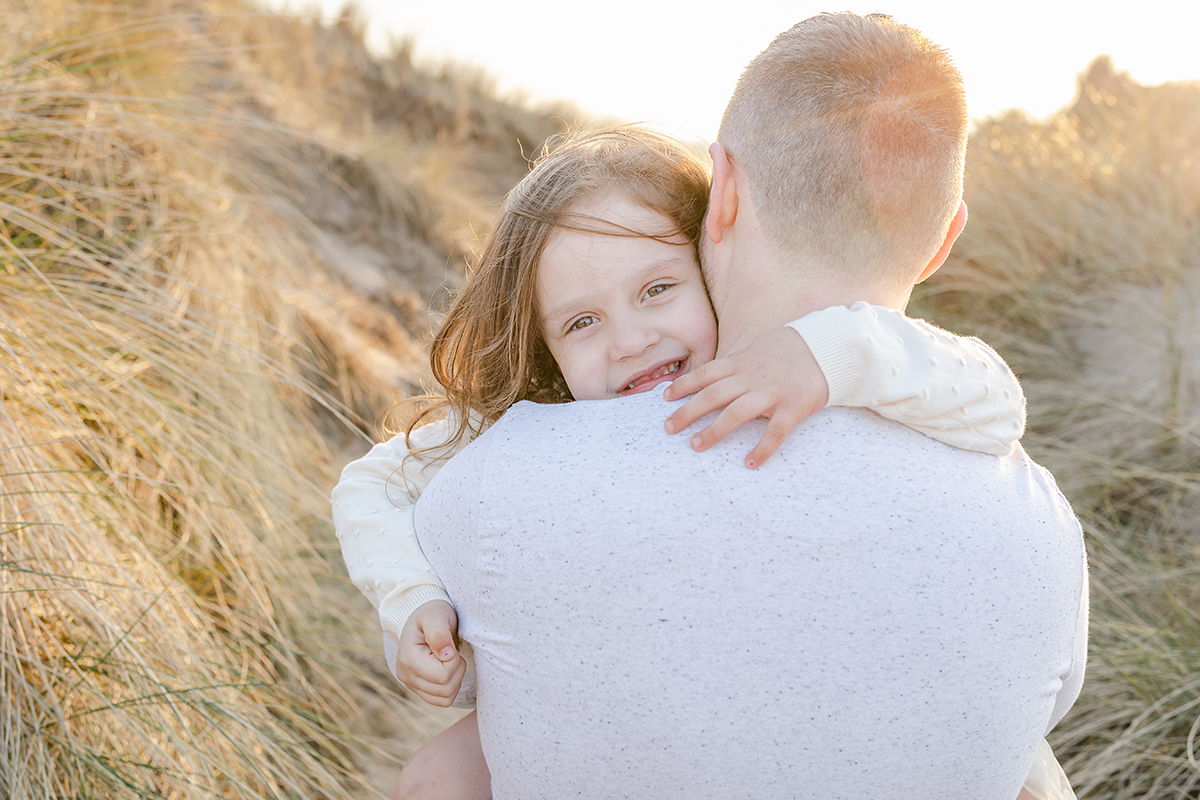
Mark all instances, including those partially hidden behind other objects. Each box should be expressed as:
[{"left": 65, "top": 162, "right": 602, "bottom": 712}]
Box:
[{"left": 610, "top": 321, "right": 659, "bottom": 360}]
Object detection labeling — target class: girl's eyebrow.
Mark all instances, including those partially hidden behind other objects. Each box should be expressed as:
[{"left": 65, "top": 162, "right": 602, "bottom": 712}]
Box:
[
  {"left": 540, "top": 300, "right": 589, "bottom": 335},
  {"left": 539, "top": 297, "right": 583, "bottom": 331},
  {"left": 629, "top": 254, "right": 693, "bottom": 282},
  {"left": 541, "top": 253, "right": 695, "bottom": 331},
  {"left": 542, "top": 255, "right": 691, "bottom": 321}
]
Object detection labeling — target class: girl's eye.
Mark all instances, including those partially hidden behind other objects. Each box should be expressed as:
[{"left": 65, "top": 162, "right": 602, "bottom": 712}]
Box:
[
  {"left": 569, "top": 315, "right": 597, "bottom": 331},
  {"left": 645, "top": 283, "right": 672, "bottom": 298}
]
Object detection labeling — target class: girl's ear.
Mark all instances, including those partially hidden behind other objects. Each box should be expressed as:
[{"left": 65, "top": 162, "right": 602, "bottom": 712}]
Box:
[{"left": 705, "top": 142, "right": 738, "bottom": 244}]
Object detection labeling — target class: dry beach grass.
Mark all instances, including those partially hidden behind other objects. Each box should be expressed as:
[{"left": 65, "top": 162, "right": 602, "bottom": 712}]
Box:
[
  {"left": 0, "top": 4, "right": 375, "bottom": 796},
  {"left": 913, "top": 56, "right": 1200, "bottom": 799},
  {"left": 1, "top": 3, "right": 1197, "bottom": 798},
  {"left": 0, "top": 1, "right": 566, "bottom": 797}
]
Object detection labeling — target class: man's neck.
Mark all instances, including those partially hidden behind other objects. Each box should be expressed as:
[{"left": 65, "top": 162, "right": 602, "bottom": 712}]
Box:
[
  {"left": 701, "top": 180, "right": 914, "bottom": 357},
  {"left": 714, "top": 270, "right": 905, "bottom": 358}
]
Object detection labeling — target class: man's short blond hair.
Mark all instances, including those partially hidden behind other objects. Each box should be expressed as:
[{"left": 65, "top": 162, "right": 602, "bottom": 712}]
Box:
[{"left": 718, "top": 13, "right": 967, "bottom": 286}]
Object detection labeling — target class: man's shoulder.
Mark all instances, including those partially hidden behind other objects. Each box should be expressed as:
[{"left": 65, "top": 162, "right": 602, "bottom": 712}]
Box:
[
  {"left": 424, "top": 394, "right": 675, "bottom": 487},
  {"left": 491, "top": 398, "right": 1013, "bottom": 471},
  {"left": 501, "top": 392, "right": 668, "bottom": 427},
  {"left": 490, "top": 393, "right": 676, "bottom": 451},
  {"left": 469, "top": 400, "right": 1072, "bottom": 519}
]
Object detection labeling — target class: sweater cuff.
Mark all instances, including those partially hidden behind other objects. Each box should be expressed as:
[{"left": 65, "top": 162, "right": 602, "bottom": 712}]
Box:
[
  {"left": 786, "top": 307, "right": 860, "bottom": 408},
  {"left": 378, "top": 584, "right": 454, "bottom": 642}
]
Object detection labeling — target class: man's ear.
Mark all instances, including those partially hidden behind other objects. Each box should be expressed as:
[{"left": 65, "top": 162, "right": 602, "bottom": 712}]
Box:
[
  {"left": 705, "top": 142, "right": 738, "bottom": 244},
  {"left": 915, "top": 200, "right": 967, "bottom": 283}
]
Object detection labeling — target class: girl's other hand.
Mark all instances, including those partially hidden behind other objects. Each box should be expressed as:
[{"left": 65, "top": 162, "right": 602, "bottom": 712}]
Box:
[
  {"left": 396, "top": 600, "right": 466, "bottom": 707},
  {"left": 663, "top": 327, "right": 829, "bottom": 468}
]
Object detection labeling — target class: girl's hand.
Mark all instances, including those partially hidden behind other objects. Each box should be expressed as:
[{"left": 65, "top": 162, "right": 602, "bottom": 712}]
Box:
[
  {"left": 396, "top": 600, "right": 466, "bottom": 707},
  {"left": 663, "top": 326, "right": 829, "bottom": 468}
]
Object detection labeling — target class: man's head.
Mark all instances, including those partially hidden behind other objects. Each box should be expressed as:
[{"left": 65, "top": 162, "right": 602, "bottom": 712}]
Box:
[{"left": 704, "top": 13, "right": 968, "bottom": 325}]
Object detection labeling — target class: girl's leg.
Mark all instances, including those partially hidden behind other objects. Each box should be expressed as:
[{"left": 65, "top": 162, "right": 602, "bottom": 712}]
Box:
[{"left": 393, "top": 710, "right": 491, "bottom": 800}]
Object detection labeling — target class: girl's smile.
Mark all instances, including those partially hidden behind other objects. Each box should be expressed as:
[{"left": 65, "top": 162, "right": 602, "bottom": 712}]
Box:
[
  {"left": 619, "top": 356, "right": 687, "bottom": 396},
  {"left": 535, "top": 192, "right": 718, "bottom": 401}
]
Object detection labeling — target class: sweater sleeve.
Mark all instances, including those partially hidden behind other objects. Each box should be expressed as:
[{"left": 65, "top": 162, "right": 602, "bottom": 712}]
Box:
[
  {"left": 786, "top": 302, "right": 1026, "bottom": 456},
  {"left": 330, "top": 417, "right": 461, "bottom": 643}
]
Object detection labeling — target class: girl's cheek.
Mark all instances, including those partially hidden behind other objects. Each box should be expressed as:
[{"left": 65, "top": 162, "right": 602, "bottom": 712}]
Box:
[
  {"left": 700, "top": 320, "right": 719, "bottom": 361},
  {"left": 553, "top": 344, "right": 584, "bottom": 390}
]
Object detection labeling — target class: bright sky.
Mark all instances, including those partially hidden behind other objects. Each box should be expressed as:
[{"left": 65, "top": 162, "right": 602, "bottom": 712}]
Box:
[{"left": 274, "top": 1, "right": 1200, "bottom": 141}]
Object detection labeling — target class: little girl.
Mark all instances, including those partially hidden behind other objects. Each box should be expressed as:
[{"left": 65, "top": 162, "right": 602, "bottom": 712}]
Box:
[{"left": 331, "top": 128, "right": 1074, "bottom": 800}]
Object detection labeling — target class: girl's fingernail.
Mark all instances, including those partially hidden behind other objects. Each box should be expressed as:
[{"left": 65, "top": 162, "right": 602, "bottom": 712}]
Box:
[
  {"left": 691, "top": 435, "right": 702, "bottom": 450},
  {"left": 746, "top": 459, "right": 757, "bottom": 469},
  {"left": 439, "top": 647, "right": 455, "bottom": 660},
  {"left": 664, "top": 420, "right": 675, "bottom": 433}
]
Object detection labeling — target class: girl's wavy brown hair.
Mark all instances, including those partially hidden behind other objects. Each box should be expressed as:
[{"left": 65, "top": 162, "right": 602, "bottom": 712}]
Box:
[{"left": 406, "top": 127, "right": 712, "bottom": 458}]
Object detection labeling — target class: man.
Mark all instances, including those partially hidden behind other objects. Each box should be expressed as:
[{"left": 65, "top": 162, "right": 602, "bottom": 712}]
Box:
[{"left": 413, "top": 13, "right": 1087, "bottom": 799}]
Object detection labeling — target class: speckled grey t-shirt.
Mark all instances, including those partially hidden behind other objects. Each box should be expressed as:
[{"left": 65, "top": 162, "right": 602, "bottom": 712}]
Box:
[{"left": 414, "top": 394, "right": 1088, "bottom": 800}]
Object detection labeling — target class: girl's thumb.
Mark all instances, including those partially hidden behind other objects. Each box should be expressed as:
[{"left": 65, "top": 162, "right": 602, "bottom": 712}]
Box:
[{"left": 427, "top": 626, "right": 458, "bottom": 662}]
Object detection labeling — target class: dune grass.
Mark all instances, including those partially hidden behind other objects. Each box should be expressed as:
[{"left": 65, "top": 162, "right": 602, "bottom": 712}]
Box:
[
  {"left": 1, "top": 1, "right": 578, "bottom": 795},
  {"left": 912, "top": 57, "right": 1200, "bottom": 799},
  {"left": 0, "top": 2, "right": 403, "bottom": 797},
  {"left": 4, "top": 2, "right": 1199, "bottom": 797}
]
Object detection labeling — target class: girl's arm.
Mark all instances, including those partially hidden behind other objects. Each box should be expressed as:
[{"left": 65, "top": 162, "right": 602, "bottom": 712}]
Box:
[
  {"left": 787, "top": 302, "right": 1024, "bottom": 455},
  {"left": 330, "top": 417, "right": 458, "bottom": 646},
  {"left": 665, "top": 302, "right": 1025, "bottom": 463},
  {"left": 333, "top": 417, "right": 477, "bottom": 707}
]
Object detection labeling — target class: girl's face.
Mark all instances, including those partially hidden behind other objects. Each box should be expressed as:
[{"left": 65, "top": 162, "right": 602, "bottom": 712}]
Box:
[{"left": 536, "top": 193, "right": 718, "bottom": 401}]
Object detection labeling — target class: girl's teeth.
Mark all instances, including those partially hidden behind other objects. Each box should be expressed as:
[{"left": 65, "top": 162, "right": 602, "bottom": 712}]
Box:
[{"left": 624, "top": 361, "right": 683, "bottom": 391}]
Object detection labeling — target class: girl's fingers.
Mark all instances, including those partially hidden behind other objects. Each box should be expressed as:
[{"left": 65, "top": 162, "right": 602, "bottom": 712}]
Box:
[
  {"left": 412, "top": 687, "right": 456, "bottom": 708},
  {"left": 689, "top": 394, "right": 769, "bottom": 451},
  {"left": 662, "top": 357, "right": 736, "bottom": 401},
  {"left": 404, "top": 661, "right": 467, "bottom": 705},
  {"left": 744, "top": 412, "right": 800, "bottom": 468},
  {"left": 665, "top": 378, "right": 745, "bottom": 434},
  {"left": 405, "top": 676, "right": 456, "bottom": 704},
  {"left": 399, "top": 650, "right": 463, "bottom": 686}
]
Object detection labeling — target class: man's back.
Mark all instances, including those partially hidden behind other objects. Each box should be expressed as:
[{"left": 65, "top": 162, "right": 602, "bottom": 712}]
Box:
[{"left": 415, "top": 393, "right": 1087, "bottom": 800}]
